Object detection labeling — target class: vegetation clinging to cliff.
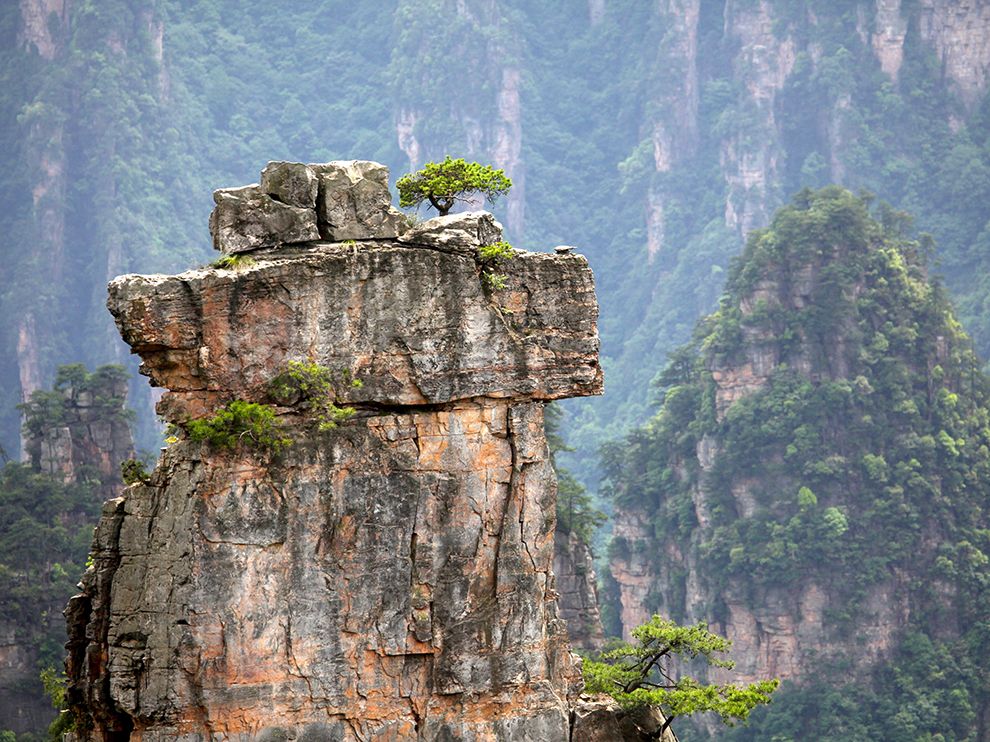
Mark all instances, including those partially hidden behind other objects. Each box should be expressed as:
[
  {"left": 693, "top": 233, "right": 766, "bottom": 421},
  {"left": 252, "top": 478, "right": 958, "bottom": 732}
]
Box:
[
  {"left": 186, "top": 400, "right": 290, "bottom": 452},
  {"left": 584, "top": 615, "right": 779, "bottom": 736},
  {"left": 608, "top": 187, "right": 989, "bottom": 606},
  {"left": 604, "top": 187, "right": 990, "bottom": 738},
  {"left": 268, "top": 361, "right": 359, "bottom": 432}
]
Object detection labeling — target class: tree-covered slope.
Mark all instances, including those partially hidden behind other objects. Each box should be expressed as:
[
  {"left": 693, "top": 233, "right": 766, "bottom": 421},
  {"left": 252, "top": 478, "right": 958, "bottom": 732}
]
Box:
[
  {"left": 605, "top": 187, "right": 990, "bottom": 739},
  {"left": 0, "top": 364, "right": 133, "bottom": 738}
]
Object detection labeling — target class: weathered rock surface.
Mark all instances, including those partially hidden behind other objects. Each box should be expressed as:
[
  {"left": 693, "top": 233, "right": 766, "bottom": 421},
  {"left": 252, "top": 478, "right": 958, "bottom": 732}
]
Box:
[
  {"left": 210, "top": 160, "right": 408, "bottom": 254},
  {"left": 210, "top": 184, "right": 319, "bottom": 254},
  {"left": 260, "top": 161, "right": 319, "bottom": 208},
  {"left": 313, "top": 160, "right": 406, "bottom": 241},
  {"left": 553, "top": 530, "right": 605, "bottom": 652},
  {"left": 68, "top": 402, "right": 580, "bottom": 741},
  {"left": 398, "top": 211, "right": 503, "bottom": 256},
  {"left": 22, "top": 368, "right": 133, "bottom": 500},
  {"left": 108, "top": 242, "right": 601, "bottom": 425},
  {"left": 570, "top": 695, "right": 677, "bottom": 742},
  {"left": 69, "top": 163, "right": 608, "bottom": 740}
]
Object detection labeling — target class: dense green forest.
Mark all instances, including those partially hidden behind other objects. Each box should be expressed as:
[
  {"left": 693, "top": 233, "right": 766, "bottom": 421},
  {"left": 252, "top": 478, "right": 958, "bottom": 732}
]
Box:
[{"left": 3, "top": 0, "right": 990, "bottom": 737}]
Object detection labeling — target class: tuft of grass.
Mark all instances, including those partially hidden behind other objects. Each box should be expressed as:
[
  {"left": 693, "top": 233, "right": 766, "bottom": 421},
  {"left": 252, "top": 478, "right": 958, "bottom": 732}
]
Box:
[
  {"left": 211, "top": 254, "right": 256, "bottom": 270},
  {"left": 482, "top": 271, "right": 508, "bottom": 291},
  {"left": 478, "top": 240, "right": 515, "bottom": 262}
]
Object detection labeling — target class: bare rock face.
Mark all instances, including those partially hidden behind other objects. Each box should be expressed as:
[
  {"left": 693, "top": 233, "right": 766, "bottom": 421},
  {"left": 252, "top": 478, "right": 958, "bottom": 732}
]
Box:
[
  {"left": 399, "top": 211, "right": 503, "bottom": 256},
  {"left": 313, "top": 160, "right": 406, "bottom": 241},
  {"left": 261, "top": 161, "right": 319, "bottom": 208},
  {"left": 210, "top": 160, "right": 407, "bottom": 254},
  {"left": 570, "top": 695, "right": 677, "bottom": 742},
  {"left": 552, "top": 530, "right": 605, "bottom": 652},
  {"left": 210, "top": 184, "right": 319, "bottom": 254},
  {"left": 68, "top": 162, "right": 606, "bottom": 740}
]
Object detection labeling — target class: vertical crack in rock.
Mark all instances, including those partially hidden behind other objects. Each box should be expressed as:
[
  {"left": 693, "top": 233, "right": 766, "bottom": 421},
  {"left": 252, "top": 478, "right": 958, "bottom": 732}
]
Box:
[{"left": 68, "top": 160, "right": 602, "bottom": 740}]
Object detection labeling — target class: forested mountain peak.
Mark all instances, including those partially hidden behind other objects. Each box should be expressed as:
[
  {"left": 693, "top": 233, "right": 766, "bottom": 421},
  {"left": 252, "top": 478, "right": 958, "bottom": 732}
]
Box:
[{"left": 606, "top": 187, "right": 990, "bottom": 739}]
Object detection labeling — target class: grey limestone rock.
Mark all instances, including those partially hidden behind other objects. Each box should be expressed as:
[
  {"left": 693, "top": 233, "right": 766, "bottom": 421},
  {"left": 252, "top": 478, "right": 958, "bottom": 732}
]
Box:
[
  {"left": 399, "top": 210, "right": 503, "bottom": 256},
  {"left": 570, "top": 695, "right": 676, "bottom": 742},
  {"left": 311, "top": 159, "right": 406, "bottom": 240},
  {"left": 554, "top": 529, "right": 606, "bottom": 652},
  {"left": 260, "top": 160, "right": 319, "bottom": 208},
  {"left": 209, "top": 184, "right": 319, "bottom": 254}
]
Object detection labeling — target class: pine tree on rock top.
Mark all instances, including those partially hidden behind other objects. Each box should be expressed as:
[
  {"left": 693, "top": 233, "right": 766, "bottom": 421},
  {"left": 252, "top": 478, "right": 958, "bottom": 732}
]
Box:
[{"left": 397, "top": 156, "right": 512, "bottom": 216}]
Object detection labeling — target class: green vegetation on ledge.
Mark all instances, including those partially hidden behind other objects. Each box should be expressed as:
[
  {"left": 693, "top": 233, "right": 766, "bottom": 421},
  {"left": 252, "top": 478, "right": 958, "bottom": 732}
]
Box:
[
  {"left": 268, "top": 361, "right": 359, "bottom": 432},
  {"left": 186, "top": 400, "right": 290, "bottom": 453}
]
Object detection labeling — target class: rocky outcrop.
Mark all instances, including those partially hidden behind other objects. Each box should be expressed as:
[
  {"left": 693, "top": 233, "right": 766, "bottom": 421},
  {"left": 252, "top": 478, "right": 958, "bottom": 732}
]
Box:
[
  {"left": 720, "top": 0, "right": 796, "bottom": 236},
  {"left": 398, "top": 211, "right": 503, "bottom": 255},
  {"left": 570, "top": 695, "right": 677, "bottom": 742},
  {"left": 607, "top": 189, "right": 989, "bottom": 703},
  {"left": 209, "top": 160, "right": 407, "bottom": 254},
  {"left": 1, "top": 365, "right": 134, "bottom": 736},
  {"left": 609, "top": 509, "right": 658, "bottom": 644},
  {"left": 22, "top": 367, "right": 134, "bottom": 499},
  {"left": 0, "top": 621, "right": 54, "bottom": 735},
  {"left": 66, "top": 162, "right": 606, "bottom": 740},
  {"left": 552, "top": 530, "right": 605, "bottom": 653},
  {"left": 644, "top": 0, "right": 701, "bottom": 261},
  {"left": 917, "top": 0, "right": 990, "bottom": 108}
]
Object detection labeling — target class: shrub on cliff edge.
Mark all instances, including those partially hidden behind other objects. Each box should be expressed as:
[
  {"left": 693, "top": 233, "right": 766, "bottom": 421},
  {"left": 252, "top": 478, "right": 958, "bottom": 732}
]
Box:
[{"left": 397, "top": 156, "right": 512, "bottom": 216}]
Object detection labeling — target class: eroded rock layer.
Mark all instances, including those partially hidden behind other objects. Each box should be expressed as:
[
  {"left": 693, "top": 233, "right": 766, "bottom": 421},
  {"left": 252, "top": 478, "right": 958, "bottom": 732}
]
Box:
[{"left": 65, "top": 167, "right": 603, "bottom": 741}]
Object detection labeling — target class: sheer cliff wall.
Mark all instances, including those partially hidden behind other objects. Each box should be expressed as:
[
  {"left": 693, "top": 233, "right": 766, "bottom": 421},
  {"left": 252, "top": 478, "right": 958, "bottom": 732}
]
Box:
[{"left": 64, "top": 161, "right": 605, "bottom": 741}]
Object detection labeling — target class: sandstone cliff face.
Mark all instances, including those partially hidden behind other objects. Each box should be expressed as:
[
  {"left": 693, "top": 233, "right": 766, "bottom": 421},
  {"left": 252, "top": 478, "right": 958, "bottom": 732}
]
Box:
[
  {"left": 66, "top": 161, "right": 604, "bottom": 740},
  {"left": 551, "top": 530, "right": 605, "bottom": 653},
  {"left": 640, "top": 0, "right": 990, "bottom": 245}
]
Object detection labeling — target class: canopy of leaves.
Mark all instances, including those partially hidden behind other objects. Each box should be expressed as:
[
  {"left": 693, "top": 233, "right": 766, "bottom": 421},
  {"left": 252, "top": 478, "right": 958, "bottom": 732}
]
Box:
[{"left": 396, "top": 156, "right": 512, "bottom": 215}]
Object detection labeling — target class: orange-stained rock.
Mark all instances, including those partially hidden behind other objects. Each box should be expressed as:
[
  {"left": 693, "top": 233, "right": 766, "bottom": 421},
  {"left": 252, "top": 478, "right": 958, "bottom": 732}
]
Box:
[
  {"left": 107, "top": 241, "right": 602, "bottom": 423},
  {"left": 67, "top": 196, "right": 604, "bottom": 740}
]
